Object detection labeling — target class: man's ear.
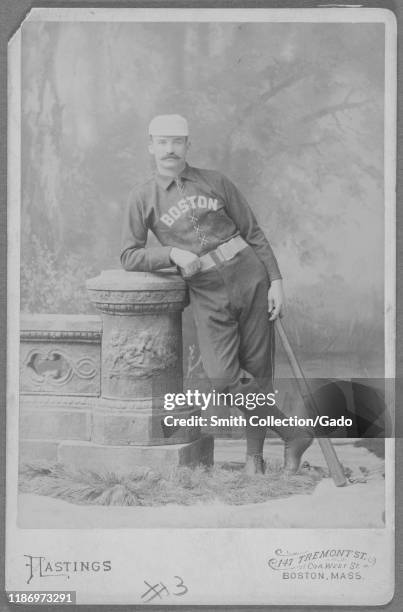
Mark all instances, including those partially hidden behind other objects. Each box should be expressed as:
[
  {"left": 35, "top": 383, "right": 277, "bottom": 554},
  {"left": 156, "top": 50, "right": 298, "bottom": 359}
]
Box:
[
  {"left": 186, "top": 139, "right": 191, "bottom": 152},
  {"left": 148, "top": 137, "right": 155, "bottom": 155}
]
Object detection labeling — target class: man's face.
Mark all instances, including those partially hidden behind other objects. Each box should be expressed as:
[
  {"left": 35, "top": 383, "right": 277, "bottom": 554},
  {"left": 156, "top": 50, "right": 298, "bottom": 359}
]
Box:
[{"left": 148, "top": 135, "right": 190, "bottom": 173}]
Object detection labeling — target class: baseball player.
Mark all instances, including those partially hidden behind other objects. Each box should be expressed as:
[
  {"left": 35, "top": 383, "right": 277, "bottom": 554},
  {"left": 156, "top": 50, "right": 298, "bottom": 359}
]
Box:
[{"left": 121, "top": 114, "right": 312, "bottom": 475}]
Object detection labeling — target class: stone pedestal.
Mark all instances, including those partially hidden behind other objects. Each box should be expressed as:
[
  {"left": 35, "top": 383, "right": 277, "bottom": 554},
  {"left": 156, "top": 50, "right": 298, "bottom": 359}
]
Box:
[
  {"left": 59, "top": 268, "right": 213, "bottom": 473},
  {"left": 57, "top": 435, "right": 214, "bottom": 476}
]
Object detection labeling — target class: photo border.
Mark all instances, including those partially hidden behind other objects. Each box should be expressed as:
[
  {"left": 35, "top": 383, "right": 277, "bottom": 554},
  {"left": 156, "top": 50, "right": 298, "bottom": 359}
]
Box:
[{"left": 1, "top": 1, "right": 402, "bottom": 610}]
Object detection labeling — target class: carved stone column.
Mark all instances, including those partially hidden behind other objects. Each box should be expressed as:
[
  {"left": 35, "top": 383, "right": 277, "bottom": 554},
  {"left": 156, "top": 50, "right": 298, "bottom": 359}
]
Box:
[{"left": 58, "top": 269, "right": 213, "bottom": 474}]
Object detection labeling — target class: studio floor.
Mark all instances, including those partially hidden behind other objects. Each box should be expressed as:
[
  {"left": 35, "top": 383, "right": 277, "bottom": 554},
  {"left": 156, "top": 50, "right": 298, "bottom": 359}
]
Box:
[{"left": 17, "top": 438, "right": 387, "bottom": 529}]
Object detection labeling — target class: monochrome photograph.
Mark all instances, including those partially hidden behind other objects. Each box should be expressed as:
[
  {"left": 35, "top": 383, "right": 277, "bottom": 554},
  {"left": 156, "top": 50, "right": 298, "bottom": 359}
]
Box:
[{"left": 6, "top": 6, "right": 396, "bottom": 606}]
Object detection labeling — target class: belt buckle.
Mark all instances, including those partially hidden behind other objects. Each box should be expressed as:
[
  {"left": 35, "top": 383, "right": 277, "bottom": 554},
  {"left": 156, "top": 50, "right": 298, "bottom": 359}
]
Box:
[{"left": 218, "top": 240, "right": 235, "bottom": 261}]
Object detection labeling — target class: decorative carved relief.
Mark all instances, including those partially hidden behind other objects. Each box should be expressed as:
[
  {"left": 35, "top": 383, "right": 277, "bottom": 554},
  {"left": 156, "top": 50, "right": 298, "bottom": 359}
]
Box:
[
  {"left": 104, "top": 330, "right": 178, "bottom": 380},
  {"left": 89, "top": 289, "right": 186, "bottom": 304},
  {"left": 93, "top": 302, "right": 186, "bottom": 314},
  {"left": 20, "top": 395, "right": 97, "bottom": 409},
  {"left": 21, "top": 330, "right": 101, "bottom": 343},
  {"left": 23, "top": 348, "right": 97, "bottom": 387}
]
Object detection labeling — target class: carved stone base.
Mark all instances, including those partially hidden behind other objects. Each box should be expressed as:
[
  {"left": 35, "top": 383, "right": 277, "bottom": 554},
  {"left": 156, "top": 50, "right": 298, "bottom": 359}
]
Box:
[
  {"left": 19, "top": 439, "right": 60, "bottom": 463},
  {"left": 92, "top": 400, "right": 201, "bottom": 446},
  {"left": 20, "top": 395, "right": 95, "bottom": 442},
  {"left": 20, "top": 408, "right": 92, "bottom": 441},
  {"left": 57, "top": 435, "right": 214, "bottom": 475}
]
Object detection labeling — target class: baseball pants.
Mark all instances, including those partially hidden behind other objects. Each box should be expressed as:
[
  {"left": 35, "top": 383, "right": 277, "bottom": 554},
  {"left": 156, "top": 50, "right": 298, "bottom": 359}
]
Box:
[{"left": 187, "top": 245, "right": 286, "bottom": 449}]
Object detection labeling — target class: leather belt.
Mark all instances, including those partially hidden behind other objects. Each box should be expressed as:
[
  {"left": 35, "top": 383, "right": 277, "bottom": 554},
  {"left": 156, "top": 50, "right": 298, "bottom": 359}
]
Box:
[{"left": 198, "top": 235, "right": 248, "bottom": 272}]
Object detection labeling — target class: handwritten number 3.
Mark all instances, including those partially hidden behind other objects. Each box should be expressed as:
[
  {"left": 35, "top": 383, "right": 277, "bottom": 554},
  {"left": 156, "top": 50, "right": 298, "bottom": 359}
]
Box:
[{"left": 173, "top": 575, "right": 188, "bottom": 596}]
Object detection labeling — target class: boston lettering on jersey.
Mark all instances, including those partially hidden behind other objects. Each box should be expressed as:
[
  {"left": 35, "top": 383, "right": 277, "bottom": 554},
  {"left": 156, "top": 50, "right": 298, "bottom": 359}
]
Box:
[{"left": 161, "top": 195, "right": 218, "bottom": 227}]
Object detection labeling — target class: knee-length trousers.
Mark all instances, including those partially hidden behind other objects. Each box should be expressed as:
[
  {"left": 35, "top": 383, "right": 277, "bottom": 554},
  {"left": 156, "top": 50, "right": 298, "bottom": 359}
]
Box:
[{"left": 187, "top": 245, "right": 282, "bottom": 432}]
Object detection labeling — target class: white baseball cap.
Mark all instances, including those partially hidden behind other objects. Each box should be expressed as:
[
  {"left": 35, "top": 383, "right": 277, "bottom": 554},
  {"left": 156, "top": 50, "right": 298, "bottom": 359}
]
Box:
[{"left": 148, "top": 114, "right": 189, "bottom": 136}]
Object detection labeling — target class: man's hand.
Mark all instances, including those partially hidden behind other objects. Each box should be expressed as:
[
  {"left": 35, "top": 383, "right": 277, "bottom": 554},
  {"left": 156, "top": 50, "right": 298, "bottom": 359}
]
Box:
[
  {"left": 170, "top": 247, "right": 201, "bottom": 277},
  {"left": 268, "top": 279, "right": 285, "bottom": 321}
]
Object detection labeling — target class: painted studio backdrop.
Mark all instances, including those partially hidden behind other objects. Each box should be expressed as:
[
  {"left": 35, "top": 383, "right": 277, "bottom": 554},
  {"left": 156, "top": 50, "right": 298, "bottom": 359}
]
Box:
[{"left": 20, "top": 21, "right": 385, "bottom": 379}]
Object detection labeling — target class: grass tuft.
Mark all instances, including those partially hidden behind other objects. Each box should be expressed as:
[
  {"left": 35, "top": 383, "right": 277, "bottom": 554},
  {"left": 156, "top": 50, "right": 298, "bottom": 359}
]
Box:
[{"left": 19, "top": 460, "right": 324, "bottom": 507}]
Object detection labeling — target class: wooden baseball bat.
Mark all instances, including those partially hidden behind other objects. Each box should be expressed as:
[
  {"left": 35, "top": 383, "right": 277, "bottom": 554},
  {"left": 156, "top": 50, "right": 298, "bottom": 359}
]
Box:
[{"left": 274, "top": 319, "right": 347, "bottom": 487}]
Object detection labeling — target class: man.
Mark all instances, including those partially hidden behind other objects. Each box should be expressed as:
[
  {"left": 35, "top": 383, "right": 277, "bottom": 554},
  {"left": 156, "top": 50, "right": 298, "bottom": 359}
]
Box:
[{"left": 121, "top": 114, "right": 312, "bottom": 475}]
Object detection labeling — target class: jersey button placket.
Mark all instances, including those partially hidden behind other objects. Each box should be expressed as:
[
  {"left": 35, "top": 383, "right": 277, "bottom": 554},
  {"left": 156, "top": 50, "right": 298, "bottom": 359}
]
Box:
[{"left": 174, "top": 177, "right": 209, "bottom": 250}]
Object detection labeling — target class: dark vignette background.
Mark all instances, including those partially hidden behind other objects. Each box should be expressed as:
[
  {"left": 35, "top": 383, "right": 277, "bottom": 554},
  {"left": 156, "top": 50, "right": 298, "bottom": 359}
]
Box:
[{"left": 0, "top": 1, "right": 402, "bottom": 612}]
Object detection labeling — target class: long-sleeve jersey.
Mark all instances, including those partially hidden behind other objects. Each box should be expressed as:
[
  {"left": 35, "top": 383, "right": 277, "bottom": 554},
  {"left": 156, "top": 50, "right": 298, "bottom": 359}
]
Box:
[{"left": 120, "top": 164, "right": 282, "bottom": 281}]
